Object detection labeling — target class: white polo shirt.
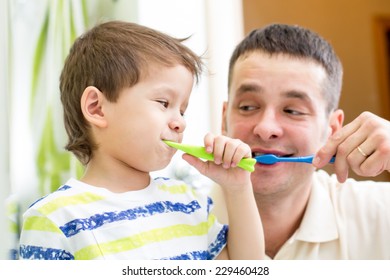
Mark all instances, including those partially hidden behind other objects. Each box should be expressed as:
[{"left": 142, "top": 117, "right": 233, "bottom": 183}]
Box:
[{"left": 271, "top": 170, "right": 390, "bottom": 259}]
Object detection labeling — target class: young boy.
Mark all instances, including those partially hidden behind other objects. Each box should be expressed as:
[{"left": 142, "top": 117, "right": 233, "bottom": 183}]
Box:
[{"left": 19, "top": 21, "right": 264, "bottom": 260}]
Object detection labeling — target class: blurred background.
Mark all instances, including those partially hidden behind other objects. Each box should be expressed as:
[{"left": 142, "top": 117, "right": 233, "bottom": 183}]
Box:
[{"left": 1, "top": 0, "right": 389, "bottom": 259}]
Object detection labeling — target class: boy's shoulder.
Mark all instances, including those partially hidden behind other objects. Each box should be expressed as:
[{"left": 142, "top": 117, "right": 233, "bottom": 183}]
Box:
[
  {"left": 152, "top": 176, "right": 211, "bottom": 203},
  {"left": 152, "top": 176, "right": 195, "bottom": 194},
  {"left": 26, "top": 178, "right": 93, "bottom": 211}
]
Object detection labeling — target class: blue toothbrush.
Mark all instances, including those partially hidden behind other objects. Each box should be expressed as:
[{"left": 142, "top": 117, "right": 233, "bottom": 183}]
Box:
[{"left": 255, "top": 154, "right": 336, "bottom": 165}]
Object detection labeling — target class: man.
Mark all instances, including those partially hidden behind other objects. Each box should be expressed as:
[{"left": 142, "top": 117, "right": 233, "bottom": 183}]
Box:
[{"left": 220, "top": 23, "right": 390, "bottom": 259}]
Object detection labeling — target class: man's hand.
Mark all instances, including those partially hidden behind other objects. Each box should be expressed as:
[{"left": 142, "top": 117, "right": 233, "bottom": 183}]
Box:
[{"left": 314, "top": 112, "right": 390, "bottom": 182}]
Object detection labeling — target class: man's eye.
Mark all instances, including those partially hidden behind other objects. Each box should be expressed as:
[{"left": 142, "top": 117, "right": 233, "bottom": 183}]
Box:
[
  {"left": 239, "top": 105, "right": 258, "bottom": 111},
  {"left": 284, "top": 108, "right": 304, "bottom": 115}
]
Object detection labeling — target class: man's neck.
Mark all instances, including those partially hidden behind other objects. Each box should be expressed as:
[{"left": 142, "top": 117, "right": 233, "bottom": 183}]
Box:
[{"left": 256, "top": 184, "right": 311, "bottom": 259}]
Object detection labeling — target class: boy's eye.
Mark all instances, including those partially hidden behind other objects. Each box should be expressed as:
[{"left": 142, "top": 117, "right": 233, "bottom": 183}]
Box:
[
  {"left": 157, "top": 99, "right": 186, "bottom": 117},
  {"left": 157, "top": 100, "right": 169, "bottom": 108}
]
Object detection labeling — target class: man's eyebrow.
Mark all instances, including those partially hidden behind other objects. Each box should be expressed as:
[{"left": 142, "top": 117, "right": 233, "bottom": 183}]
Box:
[
  {"left": 282, "top": 90, "right": 312, "bottom": 102},
  {"left": 235, "top": 83, "right": 263, "bottom": 96},
  {"left": 235, "top": 84, "right": 314, "bottom": 105}
]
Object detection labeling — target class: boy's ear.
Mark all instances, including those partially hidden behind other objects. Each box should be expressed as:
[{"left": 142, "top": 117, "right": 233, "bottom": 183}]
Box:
[{"left": 80, "top": 86, "right": 108, "bottom": 128}]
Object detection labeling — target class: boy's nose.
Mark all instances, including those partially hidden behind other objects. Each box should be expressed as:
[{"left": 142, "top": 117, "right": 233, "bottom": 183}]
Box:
[{"left": 169, "top": 116, "right": 186, "bottom": 133}]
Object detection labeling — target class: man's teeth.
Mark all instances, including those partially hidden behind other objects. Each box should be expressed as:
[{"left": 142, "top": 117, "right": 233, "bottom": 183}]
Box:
[
  {"left": 253, "top": 152, "right": 268, "bottom": 157},
  {"left": 253, "top": 152, "right": 291, "bottom": 157}
]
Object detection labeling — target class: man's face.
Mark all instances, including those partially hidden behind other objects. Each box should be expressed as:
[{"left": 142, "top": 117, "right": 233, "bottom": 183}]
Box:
[{"left": 223, "top": 52, "right": 334, "bottom": 196}]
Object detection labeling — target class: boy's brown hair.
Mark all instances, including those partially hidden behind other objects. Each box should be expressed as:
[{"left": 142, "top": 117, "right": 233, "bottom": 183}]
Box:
[{"left": 59, "top": 21, "right": 203, "bottom": 165}]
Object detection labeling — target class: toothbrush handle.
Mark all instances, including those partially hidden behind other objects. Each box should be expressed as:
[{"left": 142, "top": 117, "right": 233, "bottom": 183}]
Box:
[
  {"left": 205, "top": 151, "right": 256, "bottom": 172},
  {"left": 163, "top": 141, "right": 256, "bottom": 172},
  {"left": 237, "top": 158, "right": 257, "bottom": 172},
  {"left": 185, "top": 147, "right": 256, "bottom": 172},
  {"left": 297, "top": 156, "right": 316, "bottom": 163},
  {"left": 281, "top": 155, "right": 336, "bottom": 164},
  {"left": 302, "top": 155, "right": 336, "bottom": 164}
]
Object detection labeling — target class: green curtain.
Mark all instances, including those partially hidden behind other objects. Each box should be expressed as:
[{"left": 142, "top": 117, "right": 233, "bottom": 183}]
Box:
[
  {"left": 30, "top": 0, "right": 89, "bottom": 195},
  {"left": 30, "top": 0, "right": 138, "bottom": 195},
  {"left": 6, "top": 0, "right": 138, "bottom": 259}
]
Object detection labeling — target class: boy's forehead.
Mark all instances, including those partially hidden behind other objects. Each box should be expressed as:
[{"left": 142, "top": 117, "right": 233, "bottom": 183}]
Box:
[
  {"left": 130, "top": 64, "right": 195, "bottom": 89},
  {"left": 141, "top": 62, "right": 190, "bottom": 77}
]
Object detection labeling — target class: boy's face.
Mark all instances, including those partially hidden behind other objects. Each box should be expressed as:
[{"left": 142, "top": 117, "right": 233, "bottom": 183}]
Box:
[
  {"left": 223, "top": 52, "right": 340, "bottom": 195},
  {"left": 100, "top": 64, "right": 194, "bottom": 173}
]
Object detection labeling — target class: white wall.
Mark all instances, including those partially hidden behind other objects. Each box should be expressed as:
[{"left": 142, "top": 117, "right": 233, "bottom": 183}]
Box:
[
  {"left": 0, "top": 0, "right": 10, "bottom": 260},
  {"left": 135, "top": 0, "right": 211, "bottom": 183},
  {"left": 137, "top": 0, "right": 244, "bottom": 186},
  {"left": 205, "top": 0, "right": 244, "bottom": 133}
]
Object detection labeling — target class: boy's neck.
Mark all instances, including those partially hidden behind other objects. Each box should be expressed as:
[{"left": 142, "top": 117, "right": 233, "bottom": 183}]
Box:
[{"left": 80, "top": 155, "right": 151, "bottom": 193}]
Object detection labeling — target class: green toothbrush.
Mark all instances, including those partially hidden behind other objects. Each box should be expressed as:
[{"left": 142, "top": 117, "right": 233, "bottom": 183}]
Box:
[{"left": 163, "top": 140, "right": 256, "bottom": 172}]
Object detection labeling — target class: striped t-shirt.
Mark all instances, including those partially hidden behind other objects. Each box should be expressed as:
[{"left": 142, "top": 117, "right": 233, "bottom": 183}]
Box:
[{"left": 19, "top": 177, "right": 227, "bottom": 260}]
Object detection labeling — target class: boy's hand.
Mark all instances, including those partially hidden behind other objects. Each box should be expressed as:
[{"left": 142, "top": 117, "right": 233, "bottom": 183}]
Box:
[{"left": 182, "top": 133, "right": 252, "bottom": 191}]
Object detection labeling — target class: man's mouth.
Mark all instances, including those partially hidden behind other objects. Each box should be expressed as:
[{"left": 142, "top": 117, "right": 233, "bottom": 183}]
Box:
[{"left": 252, "top": 152, "right": 293, "bottom": 158}]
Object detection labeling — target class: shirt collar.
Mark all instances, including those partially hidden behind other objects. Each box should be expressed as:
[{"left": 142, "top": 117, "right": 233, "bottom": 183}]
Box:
[{"left": 294, "top": 171, "right": 339, "bottom": 242}]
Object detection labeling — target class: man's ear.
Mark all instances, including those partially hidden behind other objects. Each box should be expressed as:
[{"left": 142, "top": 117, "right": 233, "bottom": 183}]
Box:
[
  {"left": 328, "top": 109, "right": 344, "bottom": 137},
  {"left": 80, "top": 86, "right": 108, "bottom": 128},
  {"left": 221, "top": 101, "right": 228, "bottom": 136}
]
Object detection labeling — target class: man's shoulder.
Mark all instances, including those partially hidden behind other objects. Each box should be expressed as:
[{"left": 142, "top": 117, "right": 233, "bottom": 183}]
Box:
[
  {"left": 313, "top": 170, "right": 390, "bottom": 211},
  {"left": 314, "top": 169, "right": 390, "bottom": 191}
]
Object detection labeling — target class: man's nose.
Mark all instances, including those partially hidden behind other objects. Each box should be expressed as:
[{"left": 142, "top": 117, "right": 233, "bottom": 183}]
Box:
[{"left": 252, "top": 109, "right": 283, "bottom": 140}]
